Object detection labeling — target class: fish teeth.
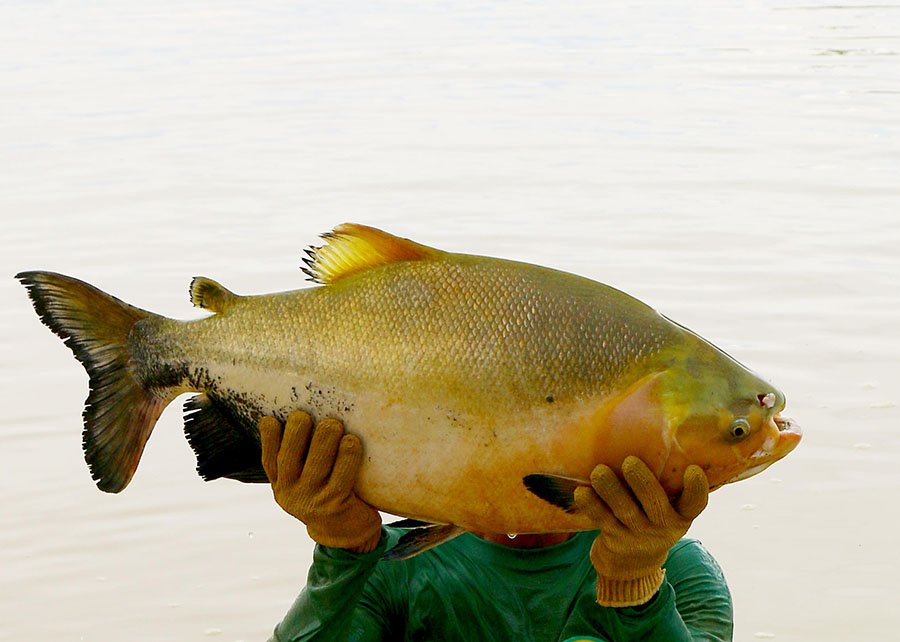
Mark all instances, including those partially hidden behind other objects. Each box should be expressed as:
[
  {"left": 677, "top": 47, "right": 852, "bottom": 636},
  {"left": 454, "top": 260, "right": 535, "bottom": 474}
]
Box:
[{"left": 774, "top": 415, "right": 797, "bottom": 433}]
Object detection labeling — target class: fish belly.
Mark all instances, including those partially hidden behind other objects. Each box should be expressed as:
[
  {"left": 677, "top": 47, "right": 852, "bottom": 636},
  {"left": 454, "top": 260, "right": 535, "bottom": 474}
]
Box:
[{"left": 204, "top": 365, "right": 599, "bottom": 533}]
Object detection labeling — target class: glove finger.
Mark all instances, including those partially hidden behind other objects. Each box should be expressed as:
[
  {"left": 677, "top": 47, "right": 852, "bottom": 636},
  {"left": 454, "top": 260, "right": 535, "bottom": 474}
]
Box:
[
  {"left": 621, "top": 456, "right": 672, "bottom": 526},
  {"left": 676, "top": 465, "right": 709, "bottom": 521},
  {"left": 325, "top": 434, "right": 365, "bottom": 498},
  {"left": 276, "top": 411, "right": 313, "bottom": 485},
  {"left": 590, "top": 464, "right": 646, "bottom": 530},
  {"left": 259, "top": 416, "right": 284, "bottom": 484},
  {"left": 573, "top": 486, "right": 621, "bottom": 530},
  {"left": 300, "top": 417, "right": 345, "bottom": 490}
]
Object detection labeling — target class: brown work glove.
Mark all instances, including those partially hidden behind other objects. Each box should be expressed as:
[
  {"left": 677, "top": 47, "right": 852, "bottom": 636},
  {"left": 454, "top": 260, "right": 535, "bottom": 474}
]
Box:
[
  {"left": 574, "top": 456, "right": 710, "bottom": 608},
  {"left": 259, "top": 411, "right": 382, "bottom": 553}
]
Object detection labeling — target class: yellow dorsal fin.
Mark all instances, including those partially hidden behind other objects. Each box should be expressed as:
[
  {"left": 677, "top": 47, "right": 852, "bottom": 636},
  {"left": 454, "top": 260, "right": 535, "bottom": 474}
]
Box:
[
  {"left": 302, "top": 223, "right": 440, "bottom": 285},
  {"left": 189, "top": 277, "right": 238, "bottom": 313}
]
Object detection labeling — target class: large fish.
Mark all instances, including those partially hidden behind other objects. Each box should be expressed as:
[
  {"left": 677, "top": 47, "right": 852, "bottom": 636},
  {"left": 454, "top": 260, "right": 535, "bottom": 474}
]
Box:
[{"left": 17, "top": 224, "right": 801, "bottom": 557}]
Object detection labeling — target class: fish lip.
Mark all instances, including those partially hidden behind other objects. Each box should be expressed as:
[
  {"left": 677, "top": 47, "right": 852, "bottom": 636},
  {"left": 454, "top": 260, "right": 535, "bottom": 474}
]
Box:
[
  {"left": 723, "top": 414, "right": 802, "bottom": 485},
  {"left": 723, "top": 461, "right": 775, "bottom": 484},
  {"left": 773, "top": 414, "right": 801, "bottom": 436}
]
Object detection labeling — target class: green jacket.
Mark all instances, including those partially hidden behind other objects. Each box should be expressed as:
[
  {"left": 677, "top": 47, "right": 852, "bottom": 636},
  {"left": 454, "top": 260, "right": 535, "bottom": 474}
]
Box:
[{"left": 269, "top": 527, "right": 733, "bottom": 642}]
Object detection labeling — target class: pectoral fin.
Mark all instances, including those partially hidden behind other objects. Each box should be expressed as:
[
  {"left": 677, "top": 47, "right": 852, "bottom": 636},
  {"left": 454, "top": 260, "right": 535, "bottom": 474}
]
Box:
[{"left": 523, "top": 474, "right": 590, "bottom": 513}]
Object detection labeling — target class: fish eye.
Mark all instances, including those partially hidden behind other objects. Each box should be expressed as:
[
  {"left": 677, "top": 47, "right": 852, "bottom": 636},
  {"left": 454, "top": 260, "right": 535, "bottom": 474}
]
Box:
[{"left": 730, "top": 418, "right": 751, "bottom": 440}]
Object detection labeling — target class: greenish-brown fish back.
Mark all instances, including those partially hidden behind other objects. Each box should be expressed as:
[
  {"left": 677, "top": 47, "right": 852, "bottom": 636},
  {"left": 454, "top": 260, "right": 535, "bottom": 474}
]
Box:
[{"left": 16, "top": 271, "right": 174, "bottom": 493}]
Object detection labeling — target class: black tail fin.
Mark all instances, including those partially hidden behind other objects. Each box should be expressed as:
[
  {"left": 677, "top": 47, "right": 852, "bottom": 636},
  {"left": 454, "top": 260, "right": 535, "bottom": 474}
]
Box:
[{"left": 17, "top": 271, "right": 174, "bottom": 493}]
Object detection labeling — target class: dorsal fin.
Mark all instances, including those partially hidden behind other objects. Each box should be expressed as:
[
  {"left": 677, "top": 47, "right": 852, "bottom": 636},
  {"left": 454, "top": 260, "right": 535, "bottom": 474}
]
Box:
[
  {"left": 301, "top": 223, "right": 441, "bottom": 285},
  {"left": 190, "top": 277, "right": 238, "bottom": 313}
]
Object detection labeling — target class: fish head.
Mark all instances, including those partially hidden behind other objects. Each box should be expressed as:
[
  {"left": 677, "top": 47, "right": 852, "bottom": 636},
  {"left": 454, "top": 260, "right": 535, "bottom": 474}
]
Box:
[
  {"left": 654, "top": 348, "right": 803, "bottom": 494},
  {"left": 525, "top": 358, "right": 801, "bottom": 517}
]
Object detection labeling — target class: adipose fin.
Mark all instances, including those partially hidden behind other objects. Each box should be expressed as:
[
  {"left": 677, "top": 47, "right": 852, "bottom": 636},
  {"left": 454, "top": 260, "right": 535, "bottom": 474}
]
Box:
[{"left": 189, "top": 277, "right": 238, "bottom": 313}]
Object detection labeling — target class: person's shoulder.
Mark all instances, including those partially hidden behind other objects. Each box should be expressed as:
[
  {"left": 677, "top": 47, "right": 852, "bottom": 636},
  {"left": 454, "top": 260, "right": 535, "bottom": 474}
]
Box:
[
  {"left": 667, "top": 537, "right": 717, "bottom": 564},
  {"left": 664, "top": 538, "right": 728, "bottom": 585},
  {"left": 669, "top": 537, "right": 705, "bottom": 557},
  {"left": 663, "top": 539, "right": 733, "bottom": 627}
]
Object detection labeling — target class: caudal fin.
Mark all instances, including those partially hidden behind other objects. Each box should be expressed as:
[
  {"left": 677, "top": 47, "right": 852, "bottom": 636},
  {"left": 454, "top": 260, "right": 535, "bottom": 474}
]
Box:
[{"left": 17, "top": 271, "right": 171, "bottom": 493}]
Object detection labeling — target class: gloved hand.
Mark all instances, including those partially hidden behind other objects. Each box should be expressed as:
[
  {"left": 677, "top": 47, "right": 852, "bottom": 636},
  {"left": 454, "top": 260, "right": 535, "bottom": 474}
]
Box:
[
  {"left": 259, "top": 410, "right": 382, "bottom": 553},
  {"left": 573, "top": 456, "right": 709, "bottom": 608}
]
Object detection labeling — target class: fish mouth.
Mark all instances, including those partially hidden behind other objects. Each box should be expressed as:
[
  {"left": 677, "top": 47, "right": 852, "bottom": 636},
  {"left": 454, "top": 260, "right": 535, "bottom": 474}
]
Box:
[
  {"left": 723, "top": 413, "right": 802, "bottom": 485},
  {"left": 774, "top": 414, "right": 801, "bottom": 437}
]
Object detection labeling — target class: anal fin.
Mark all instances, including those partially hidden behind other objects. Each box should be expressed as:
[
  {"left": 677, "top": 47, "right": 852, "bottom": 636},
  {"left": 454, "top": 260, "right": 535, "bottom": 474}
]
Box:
[
  {"left": 183, "top": 393, "right": 267, "bottom": 483},
  {"left": 382, "top": 523, "right": 464, "bottom": 561}
]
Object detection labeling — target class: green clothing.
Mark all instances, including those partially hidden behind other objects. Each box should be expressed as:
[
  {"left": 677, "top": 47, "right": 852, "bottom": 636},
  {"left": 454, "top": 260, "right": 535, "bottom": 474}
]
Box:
[{"left": 269, "top": 527, "right": 733, "bottom": 642}]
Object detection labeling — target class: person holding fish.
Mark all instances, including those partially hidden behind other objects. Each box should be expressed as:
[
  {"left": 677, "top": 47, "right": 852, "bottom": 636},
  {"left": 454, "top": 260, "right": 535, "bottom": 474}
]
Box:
[
  {"left": 260, "top": 410, "right": 733, "bottom": 642},
  {"left": 20, "top": 224, "right": 799, "bottom": 641}
]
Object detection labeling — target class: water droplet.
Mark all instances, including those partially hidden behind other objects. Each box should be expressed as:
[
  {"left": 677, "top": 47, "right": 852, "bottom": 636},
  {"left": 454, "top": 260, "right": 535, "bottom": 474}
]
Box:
[
  {"left": 507, "top": 533, "right": 517, "bottom": 539},
  {"left": 853, "top": 442, "right": 873, "bottom": 450},
  {"left": 741, "top": 504, "right": 757, "bottom": 511},
  {"left": 248, "top": 531, "right": 254, "bottom": 539},
  {"left": 203, "top": 627, "right": 222, "bottom": 636}
]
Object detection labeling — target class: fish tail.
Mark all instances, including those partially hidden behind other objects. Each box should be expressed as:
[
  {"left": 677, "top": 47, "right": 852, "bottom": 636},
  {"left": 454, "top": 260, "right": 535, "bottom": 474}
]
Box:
[{"left": 17, "top": 271, "right": 173, "bottom": 493}]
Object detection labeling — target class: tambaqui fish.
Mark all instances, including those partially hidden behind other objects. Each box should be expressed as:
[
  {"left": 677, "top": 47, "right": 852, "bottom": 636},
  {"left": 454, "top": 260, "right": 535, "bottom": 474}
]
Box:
[{"left": 17, "top": 224, "right": 801, "bottom": 558}]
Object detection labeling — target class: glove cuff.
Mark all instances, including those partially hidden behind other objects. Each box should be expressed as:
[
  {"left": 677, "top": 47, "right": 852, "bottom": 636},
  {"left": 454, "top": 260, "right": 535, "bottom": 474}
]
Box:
[
  {"left": 306, "top": 510, "right": 383, "bottom": 552},
  {"left": 595, "top": 568, "right": 666, "bottom": 608},
  {"left": 345, "top": 526, "right": 384, "bottom": 554}
]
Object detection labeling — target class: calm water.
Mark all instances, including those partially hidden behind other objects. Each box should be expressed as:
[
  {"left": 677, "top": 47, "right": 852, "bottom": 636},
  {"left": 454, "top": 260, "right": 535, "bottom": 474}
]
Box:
[{"left": 2, "top": 2, "right": 898, "bottom": 640}]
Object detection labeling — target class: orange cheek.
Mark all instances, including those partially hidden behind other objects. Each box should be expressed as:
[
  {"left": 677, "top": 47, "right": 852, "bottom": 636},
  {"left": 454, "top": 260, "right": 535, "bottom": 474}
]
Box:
[
  {"left": 734, "top": 434, "right": 763, "bottom": 461},
  {"left": 550, "top": 372, "right": 670, "bottom": 482},
  {"left": 663, "top": 417, "right": 732, "bottom": 492},
  {"left": 667, "top": 416, "right": 771, "bottom": 491},
  {"left": 726, "top": 409, "right": 771, "bottom": 465},
  {"left": 599, "top": 374, "right": 669, "bottom": 476}
]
